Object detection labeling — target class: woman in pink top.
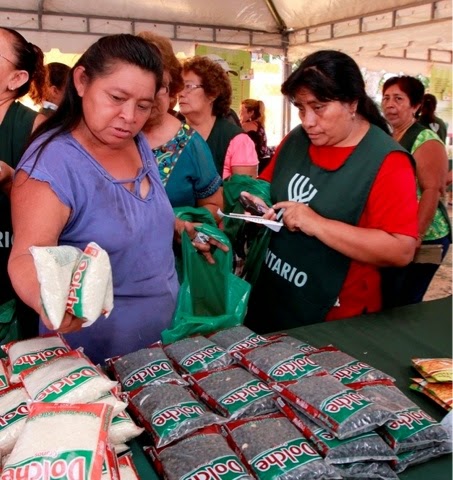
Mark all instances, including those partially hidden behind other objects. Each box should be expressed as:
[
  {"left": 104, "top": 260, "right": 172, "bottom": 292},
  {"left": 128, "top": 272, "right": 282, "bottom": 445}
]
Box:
[{"left": 178, "top": 56, "right": 258, "bottom": 179}]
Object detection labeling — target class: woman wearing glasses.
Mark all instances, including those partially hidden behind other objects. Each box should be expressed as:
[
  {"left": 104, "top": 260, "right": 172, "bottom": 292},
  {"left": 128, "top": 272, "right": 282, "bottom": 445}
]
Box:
[
  {"left": 138, "top": 32, "right": 223, "bottom": 223},
  {"left": 179, "top": 56, "right": 259, "bottom": 179},
  {"left": 0, "top": 27, "right": 46, "bottom": 340}
]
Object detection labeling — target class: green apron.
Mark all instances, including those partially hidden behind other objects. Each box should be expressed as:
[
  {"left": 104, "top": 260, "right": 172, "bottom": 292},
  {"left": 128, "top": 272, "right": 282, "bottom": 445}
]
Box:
[{"left": 245, "top": 125, "right": 407, "bottom": 332}]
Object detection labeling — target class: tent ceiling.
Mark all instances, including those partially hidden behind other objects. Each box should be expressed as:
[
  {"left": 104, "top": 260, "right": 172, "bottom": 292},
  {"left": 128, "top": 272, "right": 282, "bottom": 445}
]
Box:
[{"left": 0, "top": 0, "right": 451, "bottom": 71}]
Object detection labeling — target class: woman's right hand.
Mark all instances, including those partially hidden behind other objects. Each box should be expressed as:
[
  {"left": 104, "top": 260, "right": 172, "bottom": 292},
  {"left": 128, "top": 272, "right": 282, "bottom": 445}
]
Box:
[
  {"left": 240, "top": 191, "right": 276, "bottom": 221},
  {"left": 40, "top": 306, "right": 84, "bottom": 334}
]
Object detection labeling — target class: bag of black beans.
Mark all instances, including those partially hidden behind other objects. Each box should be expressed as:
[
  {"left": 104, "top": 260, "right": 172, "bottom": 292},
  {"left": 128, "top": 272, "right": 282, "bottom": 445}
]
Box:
[
  {"left": 231, "top": 341, "right": 324, "bottom": 383},
  {"left": 187, "top": 365, "right": 277, "bottom": 419},
  {"left": 350, "top": 379, "right": 451, "bottom": 453},
  {"left": 275, "top": 396, "right": 397, "bottom": 464},
  {"left": 146, "top": 425, "right": 252, "bottom": 480},
  {"left": 307, "top": 346, "right": 395, "bottom": 385},
  {"left": 223, "top": 413, "right": 341, "bottom": 479},
  {"left": 164, "top": 335, "right": 234, "bottom": 375},
  {"left": 106, "top": 342, "right": 186, "bottom": 391},
  {"left": 266, "top": 333, "right": 320, "bottom": 355},
  {"left": 208, "top": 326, "right": 269, "bottom": 353},
  {"left": 271, "top": 373, "right": 396, "bottom": 440},
  {"left": 128, "top": 382, "right": 222, "bottom": 447}
]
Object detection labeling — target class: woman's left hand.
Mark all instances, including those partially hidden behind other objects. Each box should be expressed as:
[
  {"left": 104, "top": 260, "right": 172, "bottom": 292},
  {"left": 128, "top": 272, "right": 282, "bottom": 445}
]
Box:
[
  {"left": 273, "top": 201, "right": 322, "bottom": 236},
  {"left": 175, "top": 219, "right": 229, "bottom": 264}
]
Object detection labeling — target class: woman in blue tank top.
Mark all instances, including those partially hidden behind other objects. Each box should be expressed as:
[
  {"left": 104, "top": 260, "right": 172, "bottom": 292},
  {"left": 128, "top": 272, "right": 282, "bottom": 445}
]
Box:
[{"left": 8, "top": 34, "right": 222, "bottom": 365}]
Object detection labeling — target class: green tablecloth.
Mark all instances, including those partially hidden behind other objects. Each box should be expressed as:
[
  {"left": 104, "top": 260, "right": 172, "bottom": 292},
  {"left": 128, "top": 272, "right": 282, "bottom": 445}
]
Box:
[{"left": 131, "top": 296, "right": 453, "bottom": 480}]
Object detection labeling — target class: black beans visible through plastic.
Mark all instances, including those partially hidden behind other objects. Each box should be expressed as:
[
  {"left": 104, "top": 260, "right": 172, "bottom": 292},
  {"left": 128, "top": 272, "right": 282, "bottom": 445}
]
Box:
[
  {"left": 209, "top": 326, "right": 269, "bottom": 353},
  {"left": 190, "top": 365, "right": 277, "bottom": 419},
  {"left": 226, "top": 416, "right": 340, "bottom": 480},
  {"left": 157, "top": 429, "right": 251, "bottom": 480},
  {"left": 129, "top": 383, "right": 222, "bottom": 447},
  {"left": 111, "top": 345, "right": 185, "bottom": 391},
  {"left": 164, "top": 336, "right": 234, "bottom": 374}
]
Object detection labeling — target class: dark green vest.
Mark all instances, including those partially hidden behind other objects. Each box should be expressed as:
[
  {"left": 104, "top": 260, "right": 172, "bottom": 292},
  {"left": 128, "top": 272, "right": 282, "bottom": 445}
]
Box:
[
  {"left": 246, "top": 125, "right": 407, "bottom": 332},
  {"left": 206, "top": 117, "right": 243, "bottom": 176},
  {"left": 0, "top": 101, "right": 37, "bottom": 304}
]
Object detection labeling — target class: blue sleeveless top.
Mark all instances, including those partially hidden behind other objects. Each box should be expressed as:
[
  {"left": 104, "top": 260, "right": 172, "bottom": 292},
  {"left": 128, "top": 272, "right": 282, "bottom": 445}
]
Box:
[{"left": 18, "top": 131, "right": 179, "bottom": 364}]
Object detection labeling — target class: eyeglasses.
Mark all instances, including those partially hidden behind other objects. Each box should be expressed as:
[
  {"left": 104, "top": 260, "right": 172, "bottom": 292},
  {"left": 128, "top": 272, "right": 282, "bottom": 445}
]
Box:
[
  {"left": 182, "top": 84, "right": 204, "bottom": 93},
  {"left": 0, "top": 53, "right": 18, "bottom": 68}
]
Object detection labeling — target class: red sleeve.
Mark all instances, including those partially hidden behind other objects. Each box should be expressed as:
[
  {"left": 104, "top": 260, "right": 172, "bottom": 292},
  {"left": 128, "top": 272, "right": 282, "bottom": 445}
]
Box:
[{"left": 359, "top": 151, "right": 418, "bottom": 238}]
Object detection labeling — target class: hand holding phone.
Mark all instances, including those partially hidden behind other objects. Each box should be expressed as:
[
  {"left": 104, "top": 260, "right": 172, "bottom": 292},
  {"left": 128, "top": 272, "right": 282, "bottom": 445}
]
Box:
[{"left": 239, "top": 194, "right": 268, "bottom": 216}]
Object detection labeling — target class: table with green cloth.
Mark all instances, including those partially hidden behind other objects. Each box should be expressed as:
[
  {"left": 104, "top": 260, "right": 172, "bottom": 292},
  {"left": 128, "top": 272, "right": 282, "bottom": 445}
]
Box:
[{"left": 130, "top": 296, "right": 453, "bottom": 480}]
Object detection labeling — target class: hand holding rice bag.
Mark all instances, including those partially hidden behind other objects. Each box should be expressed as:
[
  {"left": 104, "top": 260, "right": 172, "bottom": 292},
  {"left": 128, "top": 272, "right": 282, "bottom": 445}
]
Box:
[
  {"left": 30, "top": 245, "right": 81, "bottom": 329},
  {"left": 66, "top": 242, "right": 114, "bottom": 326}
]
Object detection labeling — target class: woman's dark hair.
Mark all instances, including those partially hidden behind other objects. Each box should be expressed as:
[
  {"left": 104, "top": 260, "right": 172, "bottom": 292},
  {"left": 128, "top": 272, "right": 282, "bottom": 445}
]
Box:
[
  {"left": 182, "top": 56, "right": 232, "bottom": 117},
  {"left": 282, "top": 50, "right": 390, "bottom": 134},
  {"left": 420, "top": 93, "right": 437, "bottom": 124},
  {"left": 2, "top": 27, "right": 46, "bottom": 102},
  {"left": 29, "top": 34, "right": 163, "bottom": 160},
  {"left": 382, "top": 75, "right": 425, "bottom": 116},
  {"left": 46, "top": 62, "right": 71, "bottom": 90}
]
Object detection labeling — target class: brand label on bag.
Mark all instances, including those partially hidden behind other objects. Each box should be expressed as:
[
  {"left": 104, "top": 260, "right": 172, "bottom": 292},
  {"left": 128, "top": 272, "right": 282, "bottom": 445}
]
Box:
[
  {"left": 182, "top": 455, "right": 248, "bottom": 480},
  {"left": 123, "top": 359, "right": 174, "bottom": 391},
  {"left": 181, "top": 344, "right": 226, "bottom": 373},
  {"left": 218, "top": 379, "right": 273, "bottom": 414}
]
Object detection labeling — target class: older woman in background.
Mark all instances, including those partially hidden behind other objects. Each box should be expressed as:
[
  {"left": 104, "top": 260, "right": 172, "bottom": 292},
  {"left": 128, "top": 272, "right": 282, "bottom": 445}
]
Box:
[
  {"left": 179, "top": 56, "right": 258, "bottom": 179},
  {"left": 381, "top": 76, "right": 451, "bottom": 307},
  {"left": 0, "top": 27, "right": 47, "bottom": 340},
  {"left": 138, "top": 32, "right": 223, "bottom": 221}
]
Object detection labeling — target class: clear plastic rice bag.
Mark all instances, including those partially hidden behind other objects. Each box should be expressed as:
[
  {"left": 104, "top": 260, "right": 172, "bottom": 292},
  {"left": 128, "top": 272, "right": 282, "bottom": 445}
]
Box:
[
  {"left": 30, "top": 245, "right": 81, "bottom": 329},
  {"left": 2, "top": 333, "right": 72, "bottom": 384}
]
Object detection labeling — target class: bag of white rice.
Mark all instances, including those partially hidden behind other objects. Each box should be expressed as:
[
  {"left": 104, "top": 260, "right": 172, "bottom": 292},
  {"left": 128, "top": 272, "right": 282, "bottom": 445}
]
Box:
[
  {"left": 109, "top": 410, "right": 144, "bottom": 445},
  {"left": 2, "top": 333, "right": 72, "bottom": 384},
  {"left": 101, "top": 443, "right": 120, "bottom": 480},
  {"left": 30, "top": 245, "right": 82, "bottom": 330},
  {"left": 66, "top": 242, "right": 114, "bottom": 326},
  {"left": 0, "top": 359, "right": 9, "bottom": 392},
  {"left": 117, "top": 452, "right": 140, "bottom": 480},
  {"left": 0, "top": 385, "right": 30, "bottom": 454},
  {"left": 20, "top": 349, "right": 118, "bottom": 404},
  {"left": 90, "top": 390, "right": 128, "bottom": 417},
  {"left": 2, "top": 402, "right": 113, "bottom": 479}
]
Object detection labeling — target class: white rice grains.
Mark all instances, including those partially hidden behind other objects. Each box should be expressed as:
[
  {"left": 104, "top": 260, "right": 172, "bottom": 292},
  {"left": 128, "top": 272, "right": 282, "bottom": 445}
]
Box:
[{"left": 1, "top": 402, "right": 113, "bottom": 480}]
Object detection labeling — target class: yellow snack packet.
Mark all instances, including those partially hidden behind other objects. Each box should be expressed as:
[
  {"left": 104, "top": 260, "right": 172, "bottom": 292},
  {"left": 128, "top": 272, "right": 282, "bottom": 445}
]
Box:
[{"left": 412, "top": 358, "right": 453, "bottom": 383}]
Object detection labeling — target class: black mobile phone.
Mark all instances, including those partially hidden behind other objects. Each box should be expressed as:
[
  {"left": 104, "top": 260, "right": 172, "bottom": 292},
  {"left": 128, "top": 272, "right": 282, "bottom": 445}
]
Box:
[{"left": 239, "top": 194, "right": 267, "bottom": 216}]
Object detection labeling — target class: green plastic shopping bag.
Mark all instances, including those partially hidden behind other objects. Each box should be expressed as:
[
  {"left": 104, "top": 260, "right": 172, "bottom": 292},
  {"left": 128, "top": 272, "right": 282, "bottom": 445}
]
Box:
[
  {"left": 161, "top": 224, "right": 251, "bottom": 344},
  {"left": 0, "top": 299, "right": 20, "bottom": 358}
]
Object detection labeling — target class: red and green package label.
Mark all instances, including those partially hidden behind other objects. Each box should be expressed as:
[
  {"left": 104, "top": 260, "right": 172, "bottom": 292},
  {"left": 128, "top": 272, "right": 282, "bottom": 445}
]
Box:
[
  {"left": 218, "top": 379, "right": 273, "bottom": 415},
  {"left": 182, "top": 455, "right": 248, "bottom": 480},
  {"left": 228, "top": 334, "right": 268, "bottom": 353},
  {"left": 13, "top": 347, "right": 69, "bottom": 376},
  {"left": 320, "top": 390, "right": 372, "bottom": 424},
  {"left": 1, "top": 450, "right": 94, "bottom": 480},
  {"left": 180, "top": 344, "right": 226, "bottom": 373},
  {"left": 250, "top": 438, "right": 319, "bottom": 479},
  {"left": 35, "top": 366, "right": 99, "bottom": 402},
  {"left": 66, "top": 257, "right": 92, "bottom": 317},
  {"left": 0, "top": 374, "right": 7, "bottom": 390},
  {"left": 151, "top": 401, "right": 206, "bottom": 438},
  {"left": 385, "top": 406, "right": 437, "bottom": 442},
  {"left": 331, "top": 360, "right": 374, "bottom": 384},
  {"left": 122, "top": 359, "right": 174, "bottom": 390},
  {"left": 315, "top": 427, "right": 377, "bottom": 450},
  {"left": 268, "top": 354, "right": 321, "bottom": 381},
  {"left": 0, "top": 402, "right": 29, "bottom": 431}
]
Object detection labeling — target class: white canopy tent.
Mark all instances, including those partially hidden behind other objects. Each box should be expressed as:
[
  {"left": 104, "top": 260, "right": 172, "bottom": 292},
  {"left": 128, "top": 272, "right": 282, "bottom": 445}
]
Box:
[
  {"left": 1, "top": 0, "right": 451, "bottom": 136},
  {"left": 0, "top": 0, "right": 451, "bottom": 74}
]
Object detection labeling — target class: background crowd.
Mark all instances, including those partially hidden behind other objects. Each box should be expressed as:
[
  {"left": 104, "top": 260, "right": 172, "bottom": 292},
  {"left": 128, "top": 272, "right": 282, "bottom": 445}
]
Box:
[{"left": 0, "top": 27, "right": 450, "bottom": 363}]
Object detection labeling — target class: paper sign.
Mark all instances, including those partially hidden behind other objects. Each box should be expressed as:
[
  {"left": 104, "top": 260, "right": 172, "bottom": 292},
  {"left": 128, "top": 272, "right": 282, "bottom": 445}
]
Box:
[{"left": 218, "top": 209, "right": 283, "bottom": 232}]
